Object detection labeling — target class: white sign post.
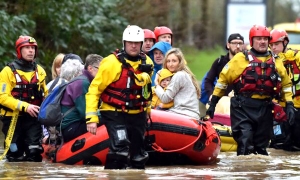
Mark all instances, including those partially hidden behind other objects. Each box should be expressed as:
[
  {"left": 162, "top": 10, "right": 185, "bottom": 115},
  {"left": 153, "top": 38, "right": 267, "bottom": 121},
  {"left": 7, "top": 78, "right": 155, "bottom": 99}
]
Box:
[{"left": 226, "top": 0, "right": 267, "bottom": 45}]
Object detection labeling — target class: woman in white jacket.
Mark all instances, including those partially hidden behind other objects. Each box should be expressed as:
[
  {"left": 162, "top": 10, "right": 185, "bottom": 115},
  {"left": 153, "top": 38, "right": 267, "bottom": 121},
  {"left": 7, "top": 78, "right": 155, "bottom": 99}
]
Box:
[{"left": 155, "top": 48, "right": 201, "bottom": 120}]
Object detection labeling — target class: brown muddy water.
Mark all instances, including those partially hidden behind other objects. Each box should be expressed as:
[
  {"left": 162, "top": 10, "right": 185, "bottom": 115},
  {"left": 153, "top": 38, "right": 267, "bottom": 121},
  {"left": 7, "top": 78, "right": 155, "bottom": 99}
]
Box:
[{"left": 1, "top": 122, "right": 300, "bottom": 179}]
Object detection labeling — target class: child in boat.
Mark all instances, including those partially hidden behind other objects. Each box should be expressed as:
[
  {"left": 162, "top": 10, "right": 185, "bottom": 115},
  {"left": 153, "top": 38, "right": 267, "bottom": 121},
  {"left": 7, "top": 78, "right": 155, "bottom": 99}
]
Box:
[{"left": 151, "top": 68, "right": 174, "bottom": 110}]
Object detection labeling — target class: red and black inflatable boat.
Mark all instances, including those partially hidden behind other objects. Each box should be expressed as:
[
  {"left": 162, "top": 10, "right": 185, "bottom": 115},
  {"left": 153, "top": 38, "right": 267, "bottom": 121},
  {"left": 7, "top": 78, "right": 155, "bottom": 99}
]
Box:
[
  {"left": 43, "top": 125, "right": 109, "bottom": 165},
  {"left": 43, "top": 109, "right": 221, "bottom": 165},
  {"left": 145, "top": 109, "right": 221, "bottom": 165}
]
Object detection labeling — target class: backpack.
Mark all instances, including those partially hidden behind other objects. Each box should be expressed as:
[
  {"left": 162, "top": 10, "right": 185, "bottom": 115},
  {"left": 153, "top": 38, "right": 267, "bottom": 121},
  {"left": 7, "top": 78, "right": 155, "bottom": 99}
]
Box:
[{"left": 38, "top": 76, "right": 86, "bottom": 126}]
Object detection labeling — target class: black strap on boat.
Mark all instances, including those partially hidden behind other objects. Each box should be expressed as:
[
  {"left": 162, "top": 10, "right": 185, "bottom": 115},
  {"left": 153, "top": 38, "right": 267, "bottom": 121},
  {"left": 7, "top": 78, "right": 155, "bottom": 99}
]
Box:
[{"left": 145, "top": 113, "right": 154, "bottom": 147}]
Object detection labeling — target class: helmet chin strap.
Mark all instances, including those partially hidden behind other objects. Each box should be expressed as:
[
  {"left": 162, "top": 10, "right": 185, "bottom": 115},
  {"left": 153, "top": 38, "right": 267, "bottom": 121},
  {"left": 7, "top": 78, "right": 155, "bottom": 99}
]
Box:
[{"left": 282, "top": 42, "right": 288, "bottom": 53}]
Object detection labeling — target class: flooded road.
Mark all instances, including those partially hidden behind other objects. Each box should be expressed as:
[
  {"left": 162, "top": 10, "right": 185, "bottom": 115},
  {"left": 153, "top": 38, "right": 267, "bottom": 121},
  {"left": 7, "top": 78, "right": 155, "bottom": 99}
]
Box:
[
  {"left": 1, "top": 149, "right": 300, "bottom": 179},
  {"left": 1, "top": 122, "right": 300, "bottom": 179}
]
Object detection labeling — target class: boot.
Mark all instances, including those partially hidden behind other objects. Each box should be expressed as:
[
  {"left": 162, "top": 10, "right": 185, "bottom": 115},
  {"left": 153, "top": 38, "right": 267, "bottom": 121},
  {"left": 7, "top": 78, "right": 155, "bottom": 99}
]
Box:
[
  {"left": 26, "top": 154, "right": 42, "bottom": 162},
  {"left": 255, "top": 147, "right": 268, "bottom": 155},
  {"left": 237, "top": 145, "right": 255, "bottom": 156},
  {"left": 104, "top": 153, "right": 128, "bottom": 169},
  {"left": 130, "top": 152, "right": 149, "bottom": 169},
  {"left": 6, "top": 151, "right": 25, "bottom": 162},
  {"left": 25, "top": 147, "right": 43, "bottom": 162}
]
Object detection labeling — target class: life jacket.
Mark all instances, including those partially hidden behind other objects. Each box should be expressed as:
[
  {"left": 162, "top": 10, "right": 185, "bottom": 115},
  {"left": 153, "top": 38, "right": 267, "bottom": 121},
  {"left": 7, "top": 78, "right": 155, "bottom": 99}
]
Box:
[
  {"left": 101, "top": 50, "right": 153, "bottom": 111},
  {"left": 8, "top": 63, "right": 44, "bottom": 106},
  {"left": 233, "top": 51, "right": 281, "bottom": 97},
  {"left": 283, "top": 50, "right": 300, "bottom": 97}
]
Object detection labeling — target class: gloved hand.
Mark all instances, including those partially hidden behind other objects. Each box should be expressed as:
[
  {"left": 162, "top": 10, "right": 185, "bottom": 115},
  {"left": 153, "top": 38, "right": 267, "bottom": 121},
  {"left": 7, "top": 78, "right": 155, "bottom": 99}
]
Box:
[
  {"left": 134, "top": 72, "right": 151, "bottom": 86},
  {"left": 205, "top": 95, "right": 221, "bottom": 119},
  {"left": 286, "top": 101, "right": 295, "bottom": 125}
]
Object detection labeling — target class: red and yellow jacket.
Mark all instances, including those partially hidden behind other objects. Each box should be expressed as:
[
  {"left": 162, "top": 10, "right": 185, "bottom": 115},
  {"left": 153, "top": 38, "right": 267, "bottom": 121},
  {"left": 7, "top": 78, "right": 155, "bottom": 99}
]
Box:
[{"left": 85, "top": 53, "right": 153, "bottom": 124}]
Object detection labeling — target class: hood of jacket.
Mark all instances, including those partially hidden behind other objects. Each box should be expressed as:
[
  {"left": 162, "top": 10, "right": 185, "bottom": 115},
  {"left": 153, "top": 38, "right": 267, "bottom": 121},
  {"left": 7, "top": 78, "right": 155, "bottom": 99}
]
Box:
[{"left": 148, "top": 41, "right": 172, "bottom": 69}]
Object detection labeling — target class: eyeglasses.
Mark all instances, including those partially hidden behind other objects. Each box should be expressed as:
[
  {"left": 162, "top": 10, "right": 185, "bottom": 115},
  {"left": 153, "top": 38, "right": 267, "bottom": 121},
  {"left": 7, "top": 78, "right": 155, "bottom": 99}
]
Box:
[
  {"left": 93, "top": 66, "right": 99, "bottom": 69},
  {"left": 230, "top": 42, "right": 244, "bottom": 46}
]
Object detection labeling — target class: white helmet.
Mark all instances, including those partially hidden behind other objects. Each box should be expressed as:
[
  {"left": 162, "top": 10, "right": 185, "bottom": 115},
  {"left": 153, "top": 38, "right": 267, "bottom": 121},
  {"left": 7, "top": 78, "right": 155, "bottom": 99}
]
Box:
[{"left": 122, "top": 25, "right": 144, "bottom": 48}]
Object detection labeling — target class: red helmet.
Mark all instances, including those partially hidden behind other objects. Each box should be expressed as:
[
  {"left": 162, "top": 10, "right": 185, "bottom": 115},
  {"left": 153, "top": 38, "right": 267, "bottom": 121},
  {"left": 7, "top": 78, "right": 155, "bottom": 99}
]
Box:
[
  {"left": 249, "top": 25, "right": 270, "bottom": 46},
  {"left": 143, "top": 29, "right": 156, "bottom": 43},
  {"left": 15, "top": 35, "right": 38, "bottom": 59},
  {"left": 270, "top": 29, "right": 289, "bottom": 44},
  {"left": 154, "top": 26, "right": 173, "bottom": 42}
]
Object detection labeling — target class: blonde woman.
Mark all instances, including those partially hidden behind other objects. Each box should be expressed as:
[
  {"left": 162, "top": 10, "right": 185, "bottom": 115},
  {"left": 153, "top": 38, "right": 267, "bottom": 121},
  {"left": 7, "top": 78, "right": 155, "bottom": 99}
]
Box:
[
  {"left": 155, "top": 48, "right": 201, "bottom": 120},
  {"left": 46, "top": 53, "right": 65, "bottom": 90}
]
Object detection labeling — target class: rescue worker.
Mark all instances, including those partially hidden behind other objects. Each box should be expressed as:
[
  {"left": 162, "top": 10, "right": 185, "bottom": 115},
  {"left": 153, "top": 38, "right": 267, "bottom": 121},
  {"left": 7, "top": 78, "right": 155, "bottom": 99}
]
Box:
[
  {"left": 206, "top": 25, "right": 295, "bottom": 156},
  {"left": 154, "top": 26, "right": 173, "bottom": 45},
  {"left": 269, "top": 29, "right": 300, "bottom": 151},
  {"left": 0, "top": 35, "right": 48, "bottom": 162},
  {"left": 200, "top": 33, "right": 244, "bottom": 116},
  {"left": 142, "top": 29, "right": 156, "bottom": 54},
  {"left": 85, "top": 25, "right": 153, "bottom": 169}
]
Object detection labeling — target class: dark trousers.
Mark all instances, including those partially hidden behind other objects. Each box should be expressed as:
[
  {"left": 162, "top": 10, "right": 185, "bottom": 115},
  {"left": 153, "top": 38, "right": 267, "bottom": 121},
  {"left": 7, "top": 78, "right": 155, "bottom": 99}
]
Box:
[
  {"left": 102, "top": 111, "right": 149, "bottom": 169},
  {"left": 1, "top": 114, "right": 43, "bottom": 161},
  {"left": 230, "top": 96, "right": 273, "bottom": 156},
  {"left": 62, "top": 120, "right": 87, "bottom": 142},
  {"left": 288, "top": 108, "right": 300, "bottom": 149},
  {"left": 62, "top": 120, "right": 88, "bottom": 143}
]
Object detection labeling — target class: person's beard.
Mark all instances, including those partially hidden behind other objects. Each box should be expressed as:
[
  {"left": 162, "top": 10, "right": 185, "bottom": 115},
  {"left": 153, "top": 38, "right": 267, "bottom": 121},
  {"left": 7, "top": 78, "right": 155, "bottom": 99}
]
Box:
[{"left": 229, "top": 48, "right": 241, "bottom": 56}]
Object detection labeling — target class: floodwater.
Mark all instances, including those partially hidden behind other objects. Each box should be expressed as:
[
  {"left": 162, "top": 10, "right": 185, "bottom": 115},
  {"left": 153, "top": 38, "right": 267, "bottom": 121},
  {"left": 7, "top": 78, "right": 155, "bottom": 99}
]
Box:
[{"left": 1, "top": 124, "right": 300, "bottom": 179}]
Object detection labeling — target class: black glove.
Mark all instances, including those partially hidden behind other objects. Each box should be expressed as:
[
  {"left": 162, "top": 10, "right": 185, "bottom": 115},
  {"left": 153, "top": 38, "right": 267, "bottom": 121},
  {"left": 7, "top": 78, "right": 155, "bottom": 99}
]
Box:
[
  {"left": 206, "top": 95, "right": 221, "bottom": 119},
  {"left": 286, "top": 101, "right": 295, "bottom": 125}
]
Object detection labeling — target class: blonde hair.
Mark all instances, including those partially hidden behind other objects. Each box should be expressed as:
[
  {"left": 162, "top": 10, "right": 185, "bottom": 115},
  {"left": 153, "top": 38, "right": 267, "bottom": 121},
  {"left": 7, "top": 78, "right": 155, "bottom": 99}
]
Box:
[
  {"left": 51, "top": 53, "right": 65, "bottom": 79},
  {"left": 163, "top": 48, "right": 201, "bottom": 98}
]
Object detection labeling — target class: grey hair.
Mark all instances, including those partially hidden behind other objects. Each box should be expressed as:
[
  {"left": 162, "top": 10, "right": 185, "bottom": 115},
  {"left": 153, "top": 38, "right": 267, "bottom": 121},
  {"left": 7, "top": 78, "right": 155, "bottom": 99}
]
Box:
[{"left": 60, "top": 59, "right": 84, "bottom": 81}]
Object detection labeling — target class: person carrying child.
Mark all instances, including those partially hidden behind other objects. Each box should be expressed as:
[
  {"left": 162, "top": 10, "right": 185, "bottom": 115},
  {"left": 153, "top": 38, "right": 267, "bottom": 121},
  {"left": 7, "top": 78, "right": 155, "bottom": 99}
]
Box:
[{"left": 151, "top": 68, "right": 174, "bottom": 110}]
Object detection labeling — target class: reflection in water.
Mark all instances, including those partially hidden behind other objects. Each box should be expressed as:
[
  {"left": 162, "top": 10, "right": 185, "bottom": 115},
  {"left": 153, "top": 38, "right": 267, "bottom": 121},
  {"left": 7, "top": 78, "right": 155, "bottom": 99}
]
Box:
[{"left": 1, "top": 149, "right": 300, "bottom": 179}]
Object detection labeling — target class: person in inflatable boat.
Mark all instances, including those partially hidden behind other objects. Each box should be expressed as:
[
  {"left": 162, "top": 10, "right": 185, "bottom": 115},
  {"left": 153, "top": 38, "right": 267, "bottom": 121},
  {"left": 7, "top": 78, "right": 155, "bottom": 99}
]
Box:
[
  {"left": 206, "top": 25, "right": 295, "bottom": 156},
  {"left": 148, "top": 41, "right": 172, "bottom": 86},
  {"left": 151, "top": 68, "right": 174, "bottom": 110},
  {"left": 269, "top": 29, "right": 300, "bottom": 151},
  {"left": 61, "top": 54, "right": 102, "bottom": 143},
  {"left": 85, "top": 25, "right": 154, "bottom": 169},
  {"left": 154, "top": 48, "right": 201, "bottom": 120}
]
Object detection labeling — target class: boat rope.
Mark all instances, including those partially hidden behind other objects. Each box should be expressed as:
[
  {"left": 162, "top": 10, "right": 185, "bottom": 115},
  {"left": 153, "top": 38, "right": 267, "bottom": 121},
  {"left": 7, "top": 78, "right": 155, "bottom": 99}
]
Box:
[{"left": 0, "top": 110, "right": 19, "bottom": 160}]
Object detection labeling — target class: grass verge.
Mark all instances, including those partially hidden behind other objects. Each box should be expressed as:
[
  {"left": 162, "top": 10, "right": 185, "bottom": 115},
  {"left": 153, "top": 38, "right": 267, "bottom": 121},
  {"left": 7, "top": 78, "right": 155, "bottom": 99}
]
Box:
[{"left": 181, "top": 46, "right": 226, "bottom": 81}]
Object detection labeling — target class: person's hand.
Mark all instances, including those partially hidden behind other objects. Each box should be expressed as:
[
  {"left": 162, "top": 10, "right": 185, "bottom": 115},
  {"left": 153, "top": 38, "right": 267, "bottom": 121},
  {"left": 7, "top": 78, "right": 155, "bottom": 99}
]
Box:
[
  {"left": 87, "top": 122, "right": 98, "bottom": 135},
  {"left": 205, "top": 95, "right": 221, "bottom": 119},
  {"left": 27, "top": 104, "right": 40, "bottom": 117},
  {"left": 286, "top": 102, "right": 295, "bottom": 125},
  {"left": 42, "top": 136, "right": 49, "bottom": 144},
  {"left": 206, "top": 105, "right": 216, "bottom": 119}
]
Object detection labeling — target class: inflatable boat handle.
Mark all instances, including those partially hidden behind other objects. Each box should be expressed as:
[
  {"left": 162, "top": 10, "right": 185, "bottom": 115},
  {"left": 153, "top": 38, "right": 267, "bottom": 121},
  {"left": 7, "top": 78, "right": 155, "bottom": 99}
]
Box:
[{"left": 211, "top": 121, "right": 225, "bottom": 126}]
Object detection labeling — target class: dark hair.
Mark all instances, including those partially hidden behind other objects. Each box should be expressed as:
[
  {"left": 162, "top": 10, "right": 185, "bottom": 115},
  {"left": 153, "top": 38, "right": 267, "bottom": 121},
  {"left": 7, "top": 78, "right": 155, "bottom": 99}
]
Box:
[
  {"left": 84, "top": 54, "right": 103, "bottom": 69},
  {"left": 62, "top": 53, "right": 83, "bottom": 65}
]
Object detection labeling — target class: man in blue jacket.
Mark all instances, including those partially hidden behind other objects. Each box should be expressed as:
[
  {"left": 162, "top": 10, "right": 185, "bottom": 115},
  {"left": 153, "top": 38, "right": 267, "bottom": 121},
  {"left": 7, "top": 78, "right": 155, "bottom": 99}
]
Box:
[{"left": 148, "top": 41, "right": 172, "bottom": 86}]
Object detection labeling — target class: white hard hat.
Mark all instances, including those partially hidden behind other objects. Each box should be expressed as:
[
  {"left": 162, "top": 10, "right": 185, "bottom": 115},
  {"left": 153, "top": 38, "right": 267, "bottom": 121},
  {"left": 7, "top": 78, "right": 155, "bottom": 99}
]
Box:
[{"left": 122, "top": 25, "right": 144, "bottom": 46}]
